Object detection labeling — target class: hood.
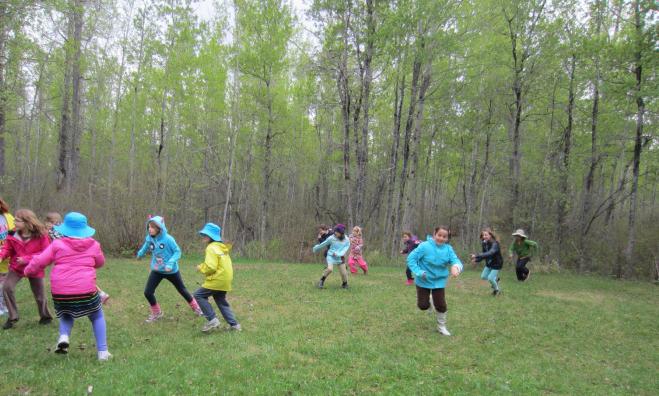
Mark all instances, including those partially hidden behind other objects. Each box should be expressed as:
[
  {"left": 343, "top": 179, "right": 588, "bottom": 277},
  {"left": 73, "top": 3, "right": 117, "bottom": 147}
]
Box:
[
  {"left": 212, "top": 241, "right": 232, "bottom": 254},
  {"left": 62, "top": 237, "right": 97, "bottom": 252},
  {"left": 146, "top": 216, "right": 168, "bottom": 240}
]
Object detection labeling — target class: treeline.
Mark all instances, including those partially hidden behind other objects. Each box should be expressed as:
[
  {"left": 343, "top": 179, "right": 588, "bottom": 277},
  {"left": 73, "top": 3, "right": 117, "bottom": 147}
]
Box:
[{"left": 0, "top": 0, "right": 656, "bottom": 278}]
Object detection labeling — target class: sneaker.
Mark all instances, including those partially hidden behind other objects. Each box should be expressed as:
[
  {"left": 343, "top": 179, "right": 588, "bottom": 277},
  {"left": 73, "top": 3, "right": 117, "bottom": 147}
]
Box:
[
  {"left": 405, "top": 279, "right": 414, "bottom": 286},
  {"left": 492, "top": 289, "right": 500, "bottom": 297},
  {"left": 55, "top": 334, "right": 69, "bottom": 354},
  {"left": 145, "top": 311, "right": 163, "bottom": 323},
  {"left": 437, "top": 325, "right": 451, "bottom": 336},
  {"left": 317, "top": 279, "right": 325, "bottom": 289},
  {"left": 98, "top": 351, "right": 112, "bottom": 361},
  {"left": 341, "top": 282, "right": 349, "bottom": 289},
  {"left": 39, "top": 317, "right": 53, "bottom": 325},
  {"left": 100, "top": 292, "right": 110, "bottom": 305},
  {"left": 525, "top": 269, "right": 531, "bottom": 281},
  {"left": 229, "top": 324, "right": 242, "bottom": 332},
  {"left": 202, "top": 318, "right": 221, "bottom": 332},
  {"left": 2, "top": 319, "right": 17, "bottom": 329}
]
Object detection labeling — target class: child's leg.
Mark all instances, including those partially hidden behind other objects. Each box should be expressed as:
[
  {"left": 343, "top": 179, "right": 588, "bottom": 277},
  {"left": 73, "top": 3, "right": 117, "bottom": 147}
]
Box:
[
  {"left": 164, "top": 272, "right": 194, "bottom": 303},
  {"left": 516, "top": 258, "right": 529, "bottom": 281},
  {"left": 430, "top": 288, "right": 447, "bottom": 313},
  {"left": 193, "top": 288, "right": 216, "bottom": 321},
  {"left": 144, "top": 271, "right": 165, "bottom": 307},
  {"left": 28, "top": 277, "right": 53, "bottom": 320},
  {"left": 337, "top": 264, "right": 348, "bottom": 284},
  {"left": 321, "top": 265, "right": 333, "bottom": 279},
  {"left": 59, "top": 314, "right": 74, "bottom": 336},
  {"left": 212, "top": 291, "right": 238, "bottom": 326},
  {"left": 88, "top": 309, "right": 108, "bottom": 352},
  {"left": 480, "top": 266, "right": 492, "bottom": 282},
  {"left": 3, "top": 270, "right": 22, "bottom": 321},
  {"left": 348, "top": 257, "right": 358, "bottom": 273},
  {"left": 357, "top": 257, "right": 368, "bottom": 273},
  {"left": 487, "top": 269, "right": 500, "bottom": 291},
  {"left": 405, "top": 266, "right": 413, "bottom": 280},
  {"left": 0, "top": 273, "right": 7, "bottom": 313},
  {"left": 416, "top": 286, "right": 432, "bottom": 310}
]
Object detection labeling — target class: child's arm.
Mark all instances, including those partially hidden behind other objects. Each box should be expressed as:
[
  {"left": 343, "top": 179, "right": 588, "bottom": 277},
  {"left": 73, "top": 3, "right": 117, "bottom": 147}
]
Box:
[
  {"left": 165, "top": 236, "right": 182, "bottom": 272},
  {"left": 312, "top": 236, "right": 333, "bottom": 253},
  {"left": 93, "top": 242, "right": 106, "bottom": 269},
  {"left": 448, "top": 245, "right": 463, "bottom": 277},
  {"left": 198, "top": 246, "right": 220, "bottom": 275},
  {"left": 136, "top": 237, "right": 149, "bottom": 258},
  {"left": 24, "top": 243, "right": 56, "bottom": 277},
  {"left": 406, "top": 244, "right": 426, "bottom": 279},
  {"left": 527, "top": 240, "right": 539, "bottom": 258}
]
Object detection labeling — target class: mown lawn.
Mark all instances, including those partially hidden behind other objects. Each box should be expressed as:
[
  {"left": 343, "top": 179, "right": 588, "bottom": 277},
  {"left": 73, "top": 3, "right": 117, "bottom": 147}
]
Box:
[{"left": 1, "top": 258, "right": 657, "bottom": 395}]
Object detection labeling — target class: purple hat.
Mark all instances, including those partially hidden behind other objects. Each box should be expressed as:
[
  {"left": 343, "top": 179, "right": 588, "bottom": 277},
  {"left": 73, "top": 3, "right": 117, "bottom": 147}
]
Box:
[{"left": 334, "top": 224, "right": 346, "bottom": 234}]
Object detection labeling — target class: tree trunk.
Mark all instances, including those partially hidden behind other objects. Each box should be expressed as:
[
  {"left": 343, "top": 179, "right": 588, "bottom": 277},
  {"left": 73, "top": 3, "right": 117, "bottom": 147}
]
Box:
[
  {"left": 260, "top": 80, "right": 274, "bottom": 243},
  {"left": 0, "top": 1, "right": 7, "bottom": 177},
  {"left": 69, "top": 0, "right": 84, "bottom": 193},
  {"left": 624, "top": 0, "right": 646, "bottom": 277},
  {"left": 382, "top": 72, "right": 404, "bottom": 252}
]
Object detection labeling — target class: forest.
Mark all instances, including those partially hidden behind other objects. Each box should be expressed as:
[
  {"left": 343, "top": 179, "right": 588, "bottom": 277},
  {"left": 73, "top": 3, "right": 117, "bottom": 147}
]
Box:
[{"left": 0, "top": 0, "right": 656, "bottom": 278}]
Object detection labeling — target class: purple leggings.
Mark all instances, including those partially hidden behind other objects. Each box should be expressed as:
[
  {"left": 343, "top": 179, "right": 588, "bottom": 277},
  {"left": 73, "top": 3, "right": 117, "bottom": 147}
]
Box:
[{"left": 58, "top": 309, "right": 107, "bottom": 352}]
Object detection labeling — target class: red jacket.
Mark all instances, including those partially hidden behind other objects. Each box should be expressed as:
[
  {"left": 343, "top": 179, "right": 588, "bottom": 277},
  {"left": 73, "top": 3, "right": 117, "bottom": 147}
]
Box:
[{"left": 0, "top": 234, "right": 50, "bottom": 277}]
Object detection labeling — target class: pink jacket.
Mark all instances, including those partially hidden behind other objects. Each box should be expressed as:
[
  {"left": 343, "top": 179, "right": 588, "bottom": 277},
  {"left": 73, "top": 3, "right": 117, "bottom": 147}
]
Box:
[
  {"left": 0, "top": 234, "right": 50, "bottom": 277},
  {"left": 349, "top": 235, "right": 363, "bottom": 258},
  {"left": 25, "top": 237, "right": 105, "bottom": 295}
]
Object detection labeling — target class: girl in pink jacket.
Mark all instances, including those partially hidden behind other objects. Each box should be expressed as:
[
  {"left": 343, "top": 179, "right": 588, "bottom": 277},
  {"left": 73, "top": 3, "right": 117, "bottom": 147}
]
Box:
[
  {"left": 25, "top": 212, "right": 111, "bottom": 361},
  {"left": 348, "top": 226, "right": 368, "bottom": 275},
  {"left": 0, "top": 209, "right": 52, "bottom": 329}
]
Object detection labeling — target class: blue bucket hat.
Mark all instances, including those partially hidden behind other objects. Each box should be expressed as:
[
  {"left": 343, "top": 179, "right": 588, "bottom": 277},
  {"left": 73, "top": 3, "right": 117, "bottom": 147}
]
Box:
[
  {"left": 199, "top": 223, "right": 222, "bottom": 242},
  {"left": 54, "top": 212, "right": 96, "bottom": 238}
]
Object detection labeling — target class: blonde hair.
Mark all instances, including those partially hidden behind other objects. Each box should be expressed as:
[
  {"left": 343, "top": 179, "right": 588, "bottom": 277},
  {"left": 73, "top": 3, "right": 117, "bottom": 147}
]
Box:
[
  {"left": 15, "top": 209, "right": 47, "bottom": 237},
  {"left": 45, "top": 212, "right": 63, "bottom": 225},
  {"left": 352, "top": 226, "right": 362, "bottom": 237}
]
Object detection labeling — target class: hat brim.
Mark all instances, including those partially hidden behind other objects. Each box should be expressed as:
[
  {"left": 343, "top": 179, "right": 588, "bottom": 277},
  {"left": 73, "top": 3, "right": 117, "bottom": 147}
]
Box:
[
  {"left": 54, "top": 224, "right": 96, "bottom": 238},
  {"left": 199, "top": 230, "right": 222, "bottom": 242},
  {"left": 512, "top": 232, "right": 527, "bottom": 238}
]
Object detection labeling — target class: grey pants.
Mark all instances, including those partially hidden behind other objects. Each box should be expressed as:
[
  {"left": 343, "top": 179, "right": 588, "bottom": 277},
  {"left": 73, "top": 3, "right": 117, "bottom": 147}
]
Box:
[
  {"left": 193, "top": 288, "right": 238, "bottom": 326},
  {"left": 3, "top": 270, "right": 52, "bottom": 321}
]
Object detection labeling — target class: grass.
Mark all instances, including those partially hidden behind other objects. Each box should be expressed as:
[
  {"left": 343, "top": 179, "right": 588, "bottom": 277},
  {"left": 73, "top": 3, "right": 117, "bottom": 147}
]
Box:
[{"left": 0, "top": 258, "right": 657, "bottom": 395}]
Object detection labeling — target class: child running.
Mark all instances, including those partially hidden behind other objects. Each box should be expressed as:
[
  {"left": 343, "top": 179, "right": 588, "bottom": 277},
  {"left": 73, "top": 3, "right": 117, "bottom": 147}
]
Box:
[
  {"left": 400, "top": 231, "right": 420, "bottom": 285},
  {"left": 509, "top": 229, "right": 538, "bottom": 282},
  {"left": 193, "top": 223, "right": 241, "bottom": 332},
  {"left": 312, "top": 224, "right": 350, "bottom": 289},
  {"left": 0, "top": 198, "right": 15, "bottom": 317},
  {"left": 407, "top": 226, "right": 463, "bottom": 336},
  {"left": 317, "top": 224, "right": 332, "bottom": 260},
  {"left": 25, "top": 212, "right": 111, "bottom": 360},
  {"left": 348, "top": 226, "right": 368, "bottom": 275},
  {"left": 45, "top": 212, "right": 110, "bottom": 304},
  {"left": 471, "top": 228, "right": 503, "bottom": 296},
  {"left": 0, "top": 209, "right": 52, "bottom": 329},
  {"left": 136, "top": 215, "right": 202, "bottom": 322}
]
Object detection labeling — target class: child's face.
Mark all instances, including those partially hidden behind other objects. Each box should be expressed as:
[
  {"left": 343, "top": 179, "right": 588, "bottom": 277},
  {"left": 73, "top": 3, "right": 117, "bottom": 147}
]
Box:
[
  {"left": 482, "top": 232, "right": 492, "bottom": 242},
  {"left": 45, "top": 221, "right": 54, "bottom": 230},
  {"left": 14, "top": 218, "right": 25, "bottom": 232},
  {"left": 334, "top": 231, "right": 343, "bottom": 238},
  {"left": 514, "top": 236, "right": 523, "bottom": 243},
  {"left": 402, "top": 234, "right": 410, "bottom": 243},
  {"left": 319, "top": 228, "right": 328, "bottom": 234},
  {"left": 202, "top": 236, "right": 212, "bottom": 244},
  {"left": 148, "top": 223, "right": 160, "bottom": 237},
  {"left": 433, "top": 229, "right": 449, "bottom": 245}
]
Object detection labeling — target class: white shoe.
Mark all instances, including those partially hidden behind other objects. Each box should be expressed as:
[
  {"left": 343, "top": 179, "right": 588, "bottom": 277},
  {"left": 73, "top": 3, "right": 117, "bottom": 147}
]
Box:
[
  {"left": 55, "top": 334, "right": 70, "bottom": 354},
  {"left": 229, "top": 324, "right": 242, "bottom": 332},
  {"left": 145, "top": 311, "right": 163, "bottom": 323},
  {"left": 201, "top": 318, "right": 221, "bottom": 332},
  {"left": 98, "top": 351, "right": 112, "bottom": 361},
  {"left": 436, "top": 312, "right": 451, "bottom": 336}
]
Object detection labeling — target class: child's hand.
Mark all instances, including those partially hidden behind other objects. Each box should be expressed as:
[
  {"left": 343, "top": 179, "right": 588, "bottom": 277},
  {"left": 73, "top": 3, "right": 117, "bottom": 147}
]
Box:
[
  {"left": 400, "top": 250, "right": 404, "bottom": 254},
  {"left": 420, "top": 272, "right": 427, "bottom": 281},
  {"left": 470, "top": 254, "right": 476, "bottom": 264},
  {"left": 164, "top": 266, "right": 172, "bottom": 272},
  {"left": 450, "top": 266, "right": 461, "bottom": 278},
  {"left": 16, "top": 257, "right": 26, "bottom": 265},
  {"left": 196, "top": 265, "right": 202, "bottom": 272}
]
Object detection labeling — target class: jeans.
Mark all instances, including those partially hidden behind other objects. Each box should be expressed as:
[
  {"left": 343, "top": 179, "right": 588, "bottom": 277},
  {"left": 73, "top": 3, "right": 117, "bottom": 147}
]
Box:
[
  {"left": 515, "top": 258, "right": 530, "bottom": 281},
  {"left": 193, "top": 288, "right": 238, "bottom": 326},
  {"left": 144, "top": 271, "right": 193, "bottom": 306},
  {"left": 480, "top": 267, "right": 500, "bottom": 291}
]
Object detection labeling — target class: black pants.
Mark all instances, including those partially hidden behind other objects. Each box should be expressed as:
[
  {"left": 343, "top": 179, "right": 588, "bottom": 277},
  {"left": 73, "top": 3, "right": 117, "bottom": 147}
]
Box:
[
  {"left": 405, "top": 266, "right": 413, "bottom": 281},
  {"left": 516, "top": 257, "right": 530, "bottom": 281},
  {"left": 416, "top": 286, "right": 447, "bottom": 313},
  {"left": 144, "top": 271, "right": 193, "bottom": 306}
]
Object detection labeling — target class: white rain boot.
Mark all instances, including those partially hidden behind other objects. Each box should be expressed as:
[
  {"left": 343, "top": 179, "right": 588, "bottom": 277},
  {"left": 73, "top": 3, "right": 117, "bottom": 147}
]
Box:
[{"left": 436, "top": 312, "right": 451, "bottom": 336}]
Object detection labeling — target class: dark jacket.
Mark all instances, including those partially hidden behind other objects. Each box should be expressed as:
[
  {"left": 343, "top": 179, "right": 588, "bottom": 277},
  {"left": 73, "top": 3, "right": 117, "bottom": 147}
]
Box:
[
  {"left": 318, "top": 230, "right": 332, "bottom": 257},
  {"left": 475, "top": 240, "right": 503, "bottom": 270},
  {"left": 401, "top": 235, "right": 420, "bottom": 255}
]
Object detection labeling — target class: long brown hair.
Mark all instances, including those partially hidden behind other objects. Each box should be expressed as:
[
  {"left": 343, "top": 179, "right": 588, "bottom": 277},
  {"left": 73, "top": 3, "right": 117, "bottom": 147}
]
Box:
[
  {"left": 480, "top": 227, "right": 498, "bottom": 242},
  {"left": 14, "top": 209, "right": 47, "bottom": 237},
  {"left": 0, "top": 198, "right": 9, "bottom": 214},
  {"left": 434, "top": 226, "right": 451, "bottom": 240}
]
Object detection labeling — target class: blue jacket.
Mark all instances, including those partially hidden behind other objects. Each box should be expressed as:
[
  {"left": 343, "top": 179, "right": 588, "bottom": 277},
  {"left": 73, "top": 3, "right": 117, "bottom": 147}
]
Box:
[
  {"left": 407, "top": 236, "right": 463, "bottom": 289},
  {"left": 313, "top": 235, "right": 350, "bottom": 265},
  {"left": 136, "top": 216, "right": 182, "bottom": 274}
]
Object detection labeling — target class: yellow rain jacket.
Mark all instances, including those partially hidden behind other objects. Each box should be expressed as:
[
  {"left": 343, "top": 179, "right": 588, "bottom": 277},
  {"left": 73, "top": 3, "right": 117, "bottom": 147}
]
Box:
[
  {"left": 0, "top": 213, "right": 15, "bottom": 273},
  {"left": 198, "top": 242, "right": 233, "bottom": 291}
]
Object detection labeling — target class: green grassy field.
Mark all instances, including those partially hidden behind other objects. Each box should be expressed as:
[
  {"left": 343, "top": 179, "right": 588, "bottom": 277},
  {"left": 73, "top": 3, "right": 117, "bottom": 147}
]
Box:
[{"left": 0, "top": 258, "right": 657, "bottom": 395}]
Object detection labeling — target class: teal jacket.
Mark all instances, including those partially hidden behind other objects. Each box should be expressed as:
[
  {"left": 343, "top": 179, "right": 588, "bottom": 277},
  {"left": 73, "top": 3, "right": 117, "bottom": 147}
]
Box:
[
  {"left": 136, "top": 216, "right": 182, "bottom": 274},
  {"left": 407, "top": 236, "right": 463, "bottom": 289},
  {"left": 313, "top": 235, "right": 350, "bottom": 265}
]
